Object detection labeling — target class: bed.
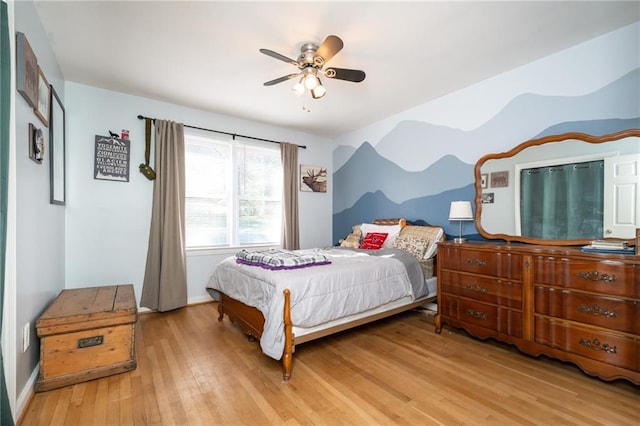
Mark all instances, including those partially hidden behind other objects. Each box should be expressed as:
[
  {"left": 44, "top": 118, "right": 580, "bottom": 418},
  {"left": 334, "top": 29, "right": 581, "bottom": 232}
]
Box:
[{"left": 205, "top": 220, "right": 445, "bottom": 380}]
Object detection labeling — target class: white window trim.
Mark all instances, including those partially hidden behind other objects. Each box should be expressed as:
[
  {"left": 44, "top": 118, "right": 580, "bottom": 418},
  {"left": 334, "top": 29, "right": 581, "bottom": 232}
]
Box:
[{"left": 184, "top": 128, "right": 282, "bottom": 249}]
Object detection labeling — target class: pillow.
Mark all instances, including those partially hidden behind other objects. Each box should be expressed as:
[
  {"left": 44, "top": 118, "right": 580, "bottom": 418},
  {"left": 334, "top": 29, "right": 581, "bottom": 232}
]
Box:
[
  {"left": 359, "top": 232, "right": 388, "bottom": 250},
  {"left": 360, "top": 223, "right": 402, "bottom": 248},
  {"left": 393, "top": 234, "right": 430, "bottom": 260},
  {"left": 418, "top": 258, "right": 435, "bottom": 279},
  {"left": 399, "top": 226, "right": 445, "bottom": 259}
]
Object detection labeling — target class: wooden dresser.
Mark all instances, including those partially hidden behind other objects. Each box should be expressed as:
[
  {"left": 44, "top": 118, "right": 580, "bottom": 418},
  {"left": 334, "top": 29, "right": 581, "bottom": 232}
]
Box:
[{"left": 435, "top": 241, "right": 640, "bottom": 385}]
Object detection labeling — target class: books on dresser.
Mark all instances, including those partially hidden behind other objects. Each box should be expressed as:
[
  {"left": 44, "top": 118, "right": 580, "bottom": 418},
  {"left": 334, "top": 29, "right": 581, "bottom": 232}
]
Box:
[{"left": 581, "top": 239, "right": 633, "bottom": 254}]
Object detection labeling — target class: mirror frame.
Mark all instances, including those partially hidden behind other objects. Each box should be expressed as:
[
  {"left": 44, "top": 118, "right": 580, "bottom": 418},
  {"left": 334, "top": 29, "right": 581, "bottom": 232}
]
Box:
[{"left": 474, "top": 128, "right": 640, "bottom": 246}]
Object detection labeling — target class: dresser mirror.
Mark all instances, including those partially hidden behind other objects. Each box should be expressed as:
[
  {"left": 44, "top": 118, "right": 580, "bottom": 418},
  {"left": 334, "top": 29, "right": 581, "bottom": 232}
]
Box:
[{"left": 474, "top": 129, "right": 640, "bottom": 245}]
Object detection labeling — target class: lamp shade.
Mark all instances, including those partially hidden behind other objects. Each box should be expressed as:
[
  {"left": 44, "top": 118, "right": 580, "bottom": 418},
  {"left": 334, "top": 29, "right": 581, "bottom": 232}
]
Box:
[{"left": 449, "top": 201, "right": 473, "bottom": 220}]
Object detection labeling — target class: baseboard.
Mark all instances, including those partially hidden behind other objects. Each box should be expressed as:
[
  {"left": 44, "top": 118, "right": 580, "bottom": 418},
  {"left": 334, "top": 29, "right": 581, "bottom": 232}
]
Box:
[
  {"left": 138, "top": 294, "right": 214, "bottom": 314},
  {"left": 16, "top": 362, "right": 39, "bottom": 424}
]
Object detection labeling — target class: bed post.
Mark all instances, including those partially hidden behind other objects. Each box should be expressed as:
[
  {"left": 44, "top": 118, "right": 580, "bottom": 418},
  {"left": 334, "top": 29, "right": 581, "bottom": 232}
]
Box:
[
  {"left": 283, "top": 289, "right": 293, "bottom": 381},
  {"left": 217, "top": 300, "right": 224, "bottom": 321}
]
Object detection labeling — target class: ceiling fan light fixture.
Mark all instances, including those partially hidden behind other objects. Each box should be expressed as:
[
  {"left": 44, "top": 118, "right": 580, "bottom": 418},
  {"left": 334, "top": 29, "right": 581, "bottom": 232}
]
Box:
[
  {"left": 292, "top": 77, "right": 305, "bottom": 96},
  {"left": 304, "top": 73, "right": 320, "bottom": 90},
  {"left": 311, "top": 83, "right": 326, "bottom": 99},
  {"left": 260, "top": 35, "right": 365, "bottom": 102}
]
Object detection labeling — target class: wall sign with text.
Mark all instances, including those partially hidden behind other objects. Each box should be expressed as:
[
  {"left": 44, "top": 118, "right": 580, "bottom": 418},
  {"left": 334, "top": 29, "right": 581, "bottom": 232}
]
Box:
[{"left": 94, "top": 135, "right": 130, "bottom": 182}]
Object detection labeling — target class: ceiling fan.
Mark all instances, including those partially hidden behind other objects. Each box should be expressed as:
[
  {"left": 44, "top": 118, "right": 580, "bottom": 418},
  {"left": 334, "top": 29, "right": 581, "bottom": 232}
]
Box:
[{"left": 259, "top": 35, "right": 366, "bottom": 99}]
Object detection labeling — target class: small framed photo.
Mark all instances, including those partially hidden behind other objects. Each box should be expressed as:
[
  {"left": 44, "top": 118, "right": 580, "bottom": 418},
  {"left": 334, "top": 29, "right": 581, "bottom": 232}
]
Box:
[
  {"left": 481, "top": 192, "right": 494, "bottom": 204},
  {"left": 28, "top": 123, "right": 45, "bottom": 164},
  {"left": 480, "top": 173, "right": 488, "bottom": 189},
  {"left": 490, "top": 171, "right": 509, "bottom": 188},
  {"left": 34, "top": 66, "right": 51, "bottom": 127},
  {"left": 300, "top": 164, "right": 327, "bottom": 192}
]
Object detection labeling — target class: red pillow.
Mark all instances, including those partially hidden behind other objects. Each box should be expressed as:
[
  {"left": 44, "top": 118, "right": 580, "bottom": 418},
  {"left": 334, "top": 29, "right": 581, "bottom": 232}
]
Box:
[{"left": 359, "top": 232, "right": 388, "bottom": 250}]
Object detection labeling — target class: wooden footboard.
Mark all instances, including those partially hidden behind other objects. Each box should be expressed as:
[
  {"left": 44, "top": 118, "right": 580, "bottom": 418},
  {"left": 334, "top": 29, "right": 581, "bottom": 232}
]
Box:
[
  {"left": 217, "top": 292, "right": 264, "bottom": 341},
  {"left": 217, "top": 291, "right": 294, "bottom": 380},
  {"left": 218, "top": 290, "right": 434, "bottom": 381}
]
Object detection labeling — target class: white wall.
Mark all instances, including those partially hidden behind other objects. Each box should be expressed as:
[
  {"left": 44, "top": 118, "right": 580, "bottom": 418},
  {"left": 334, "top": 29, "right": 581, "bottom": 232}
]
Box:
[{"left": 64, "top": 82, "right": 333, "bottom": 306}]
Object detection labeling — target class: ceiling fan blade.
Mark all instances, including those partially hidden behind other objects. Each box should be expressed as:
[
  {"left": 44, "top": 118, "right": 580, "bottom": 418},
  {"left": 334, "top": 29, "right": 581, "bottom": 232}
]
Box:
[
  {"left": 315, "top": 35, "right": 343, "bottom": 64},
  {"left": 263, "top": 74, "right": 299, "bottom": 86},
  {"left": 324, "top": 68, "right": 366, "bottom": 83},
  {"left": 259, "top": 48, "right": 298, "bottom": 67}
]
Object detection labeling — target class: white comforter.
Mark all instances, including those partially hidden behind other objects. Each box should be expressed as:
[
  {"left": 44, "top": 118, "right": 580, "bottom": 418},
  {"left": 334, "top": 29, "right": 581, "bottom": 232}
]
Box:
[{"left": 206, "top": 247, "right": 426, "bottom": 360}]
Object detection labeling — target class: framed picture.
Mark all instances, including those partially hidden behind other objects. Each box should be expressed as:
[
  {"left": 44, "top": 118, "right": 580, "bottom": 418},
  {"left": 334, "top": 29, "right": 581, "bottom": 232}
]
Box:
[
  {"left": 490, "top": 171, "right": 509, "bottom": 188},
  {"left": 480, "top": 173, "right": 488, "bottom": 189},
  {"left": 16, "top": 32, "right": 38, "bottom": 107},
  {"left": 28, "top": 123, "right": 45, "bottom": 164},
  {"left": 49, "top": 86, "right": 66, "bottom": 205},
  {"left": 34, "top": 66, "right": 50, "bottom": 127},
  {"left": 482, "top": 192, "right": 495, "bottom": 204},
  {"left": 300, "top": 164, "right": 327, "bottom": 192},
  {"left": 94, "top": 135, "right": 131, "bottom": 182}
]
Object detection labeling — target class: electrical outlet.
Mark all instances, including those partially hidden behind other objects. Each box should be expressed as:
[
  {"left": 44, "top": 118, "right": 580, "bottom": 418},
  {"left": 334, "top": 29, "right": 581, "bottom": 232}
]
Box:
[{"left": 22, "top": 322, "right": 30, "bottom": 352}]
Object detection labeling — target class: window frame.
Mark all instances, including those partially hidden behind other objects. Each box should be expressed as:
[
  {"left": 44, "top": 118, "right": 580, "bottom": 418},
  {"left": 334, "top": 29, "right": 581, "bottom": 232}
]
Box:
[{"left": 184, "top": 129, "right": 282, "bottom": 252}]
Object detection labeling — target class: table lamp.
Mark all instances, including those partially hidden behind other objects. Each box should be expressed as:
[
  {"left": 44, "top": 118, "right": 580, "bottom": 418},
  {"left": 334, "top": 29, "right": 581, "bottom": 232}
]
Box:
[{"left": 449, "top": 201, "right": 473, "bottom": 243}]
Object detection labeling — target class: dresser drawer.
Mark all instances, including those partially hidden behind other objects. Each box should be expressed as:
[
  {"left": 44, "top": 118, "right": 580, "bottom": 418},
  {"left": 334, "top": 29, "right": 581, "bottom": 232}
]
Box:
[
  {"left": 535, "top": 317, "right": 639, "bottom": 371},
  {"left": 440, "top": 270, "right": 522, "bottom": 309},
  {"left": 534, "top": 257, "right": 639, "bottom": 297},
  {"left": 455, "top": 299, "right": 522, "bottom": 338},
  {"left": 534, "top": 286, "right": 640, "bottom": 334},
  {"left": 439, "top": 247, "right": 522, "bottom": 279}
]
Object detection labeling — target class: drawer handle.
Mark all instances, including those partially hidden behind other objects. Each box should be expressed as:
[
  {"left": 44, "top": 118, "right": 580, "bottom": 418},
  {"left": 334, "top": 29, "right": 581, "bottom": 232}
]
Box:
[
  {"left": 465, "top": 284, "right": 487, "bottom": 293},
  {"left": 465, "top": 308, "right": 488, "bottom": 320},
  {"left": 579, "top": 338, "right": 617, "bottom": 354},
  {"left": 77, "top": 335, "right": 104, "bottom": 349},
  {"left": 577, "top": 270, "right": 616, "bottom": 283},
  {"left": 578, "top": 304, "right": 617, "bottom": 318},
  {"left": 466, "top": 258, "right": 487, "bottom": 267}
]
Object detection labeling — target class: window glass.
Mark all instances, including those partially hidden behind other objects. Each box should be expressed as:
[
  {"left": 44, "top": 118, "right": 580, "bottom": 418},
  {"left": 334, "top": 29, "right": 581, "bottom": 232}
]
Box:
[{"left": 185, "top": 133, "right": 282, "bottom": 248}]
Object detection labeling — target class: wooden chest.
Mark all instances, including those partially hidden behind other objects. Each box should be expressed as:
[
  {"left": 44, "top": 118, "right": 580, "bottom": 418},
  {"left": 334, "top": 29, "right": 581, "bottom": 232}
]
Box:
[{"left": 35, "top": 284, "right": 137, "bottom": 392}]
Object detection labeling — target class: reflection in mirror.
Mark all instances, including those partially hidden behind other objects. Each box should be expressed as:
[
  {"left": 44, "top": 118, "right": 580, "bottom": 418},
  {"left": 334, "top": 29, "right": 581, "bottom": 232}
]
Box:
[
  {"left": 475, "top": 130, "right": 640, "bottom": 245},
  {"left": 49, "top": 86, "right": 65, "bottom": 205}
]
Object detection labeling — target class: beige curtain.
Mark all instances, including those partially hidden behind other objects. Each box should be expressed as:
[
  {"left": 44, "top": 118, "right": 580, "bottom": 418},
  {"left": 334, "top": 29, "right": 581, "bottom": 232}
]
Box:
[
  {"left": 140, "top": 120, "right": 188, "bottom": 312},
  {"left": 281, "top": 142, "right": 299, "bottom": 250}
]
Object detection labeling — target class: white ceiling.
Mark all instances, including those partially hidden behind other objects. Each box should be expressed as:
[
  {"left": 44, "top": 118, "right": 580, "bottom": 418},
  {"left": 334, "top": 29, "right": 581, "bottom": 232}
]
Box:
[{"left": 34, "top": 1, "right": 640, "bottom": 138}]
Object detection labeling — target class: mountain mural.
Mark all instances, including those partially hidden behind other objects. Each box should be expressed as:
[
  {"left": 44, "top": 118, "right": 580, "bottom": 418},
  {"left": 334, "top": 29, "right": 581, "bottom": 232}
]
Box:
[
  {"left": 533, "top": 118, "right": 640, "bottom": 139},
  {"left": 333, "top": 143, "right": 474, "bottom": 213},
  {"left": 333, "top": 184, "right": 475, "bottom": 244},
  {"left": 333, "top": 69, "right": 640, "bottom": 171},
  {"left": 331, "top": 56, "right": 639, "bottom": 245}
]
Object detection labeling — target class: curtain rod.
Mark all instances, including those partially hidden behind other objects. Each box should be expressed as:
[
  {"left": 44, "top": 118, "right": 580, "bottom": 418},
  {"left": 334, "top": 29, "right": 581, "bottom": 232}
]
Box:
[{"left": 137, "top": 115, "right": 306, "bottom": 149}]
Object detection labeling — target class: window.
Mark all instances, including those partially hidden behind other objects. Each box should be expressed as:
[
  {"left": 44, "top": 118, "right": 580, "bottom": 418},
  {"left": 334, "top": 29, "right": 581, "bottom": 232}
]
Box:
[{"left": 185, "top": 131, "right": 282, "bottom": 248}]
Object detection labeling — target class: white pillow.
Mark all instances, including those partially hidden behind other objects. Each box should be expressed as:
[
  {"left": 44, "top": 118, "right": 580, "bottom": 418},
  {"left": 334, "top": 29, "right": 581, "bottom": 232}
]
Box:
[
  {"left": 423, "top": 227, "right": 444, "bottom": 259},
  {"left": 360, "top": 223, "right": 402, "bottom": 248}
]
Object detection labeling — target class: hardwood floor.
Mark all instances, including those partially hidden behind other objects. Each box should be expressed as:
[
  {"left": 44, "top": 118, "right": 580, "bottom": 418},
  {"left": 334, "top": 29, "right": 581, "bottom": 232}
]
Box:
[{"left": 19, "top": 302, "right": 639, "bottom": 425}]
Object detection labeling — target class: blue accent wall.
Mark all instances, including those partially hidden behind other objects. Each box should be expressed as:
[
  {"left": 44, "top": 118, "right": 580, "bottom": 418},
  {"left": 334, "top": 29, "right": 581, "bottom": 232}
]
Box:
[{"left": 332, "top": 25, "right": 640, "bottom": 243}]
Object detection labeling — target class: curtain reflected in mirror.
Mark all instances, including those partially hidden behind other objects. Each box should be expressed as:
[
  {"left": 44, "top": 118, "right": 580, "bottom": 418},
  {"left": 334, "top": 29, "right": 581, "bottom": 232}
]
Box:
[
  {"left": 519, "top": 160, "right": 603, "bottom": 239},
  {"left": 49, "top": 86, "right": 65, "bottom": 205}
]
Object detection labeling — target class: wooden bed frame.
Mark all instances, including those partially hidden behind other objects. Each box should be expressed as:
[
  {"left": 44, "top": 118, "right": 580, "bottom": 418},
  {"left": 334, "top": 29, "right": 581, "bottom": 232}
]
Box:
[{"left": 217, "top": 289, "right": 436, "bottom": 380}]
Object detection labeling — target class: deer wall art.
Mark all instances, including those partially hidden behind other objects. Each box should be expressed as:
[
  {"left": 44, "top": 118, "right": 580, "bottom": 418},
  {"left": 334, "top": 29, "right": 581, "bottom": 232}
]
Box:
[{"left": 300, "top": 165, "right": 327, "bottom": 192}]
